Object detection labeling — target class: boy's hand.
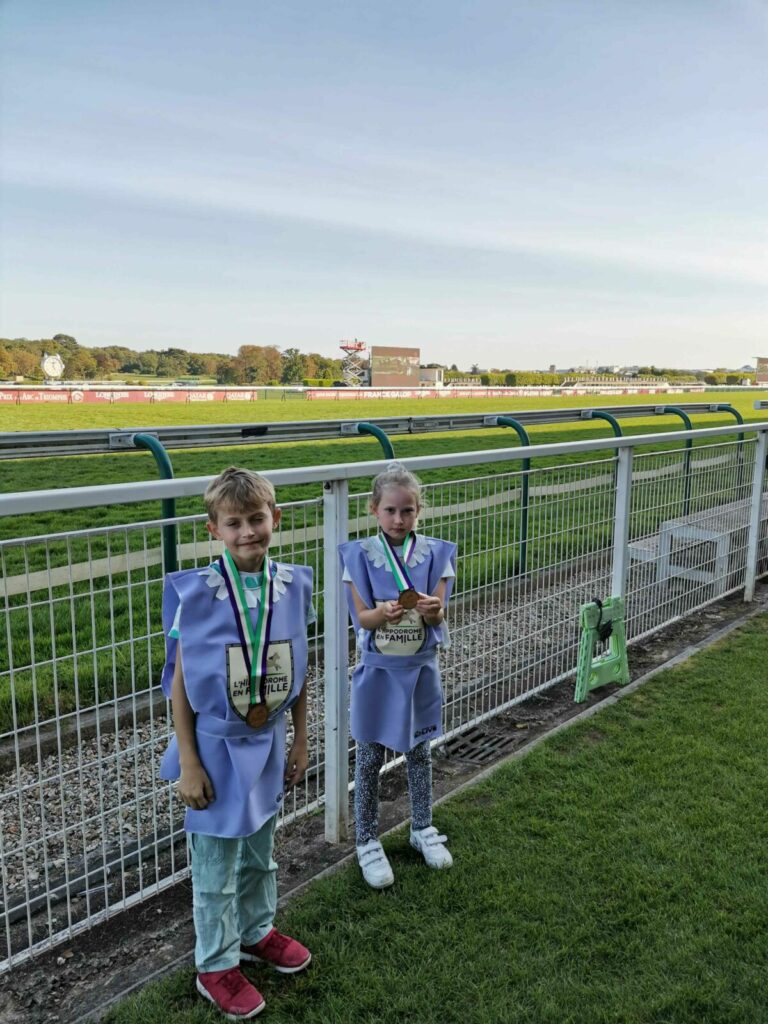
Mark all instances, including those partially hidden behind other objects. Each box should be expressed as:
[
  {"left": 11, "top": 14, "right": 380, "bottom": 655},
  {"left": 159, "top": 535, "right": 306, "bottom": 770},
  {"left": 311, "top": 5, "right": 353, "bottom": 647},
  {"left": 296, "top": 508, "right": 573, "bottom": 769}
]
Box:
[
  {"left": 176, "top": 763, "right": 214, "bottom": 810},
  {"left": 382, "top": 600, "right": 405, "bottom": 624},
  {"left": 285, "top": 737, "right": 308, "bottom": 789}
]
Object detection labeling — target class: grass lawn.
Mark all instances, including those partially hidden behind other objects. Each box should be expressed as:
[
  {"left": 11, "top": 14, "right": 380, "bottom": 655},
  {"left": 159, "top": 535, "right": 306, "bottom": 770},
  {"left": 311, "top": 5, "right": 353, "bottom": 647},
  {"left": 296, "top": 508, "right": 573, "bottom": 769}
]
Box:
[
  {"left": 0, "top": 388, "right": 762, "bottom": 436},
  {"left": 103, "top": 615, "right": 768, "bottom": 1024}
]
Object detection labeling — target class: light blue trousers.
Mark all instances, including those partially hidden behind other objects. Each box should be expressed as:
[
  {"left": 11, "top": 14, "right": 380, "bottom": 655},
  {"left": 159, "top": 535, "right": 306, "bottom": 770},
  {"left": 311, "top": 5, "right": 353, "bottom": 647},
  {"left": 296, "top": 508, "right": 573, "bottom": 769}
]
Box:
[{"left": 190, "top": 813, "right": 278, "bottom": 973}]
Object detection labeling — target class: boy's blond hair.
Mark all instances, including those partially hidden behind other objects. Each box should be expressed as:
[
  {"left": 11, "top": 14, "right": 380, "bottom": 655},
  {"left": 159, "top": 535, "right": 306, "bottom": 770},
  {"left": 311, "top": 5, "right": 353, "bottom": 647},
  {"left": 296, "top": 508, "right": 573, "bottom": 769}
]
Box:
[{"left": 204, "top": 466, "right": 276, "bottom": 521}]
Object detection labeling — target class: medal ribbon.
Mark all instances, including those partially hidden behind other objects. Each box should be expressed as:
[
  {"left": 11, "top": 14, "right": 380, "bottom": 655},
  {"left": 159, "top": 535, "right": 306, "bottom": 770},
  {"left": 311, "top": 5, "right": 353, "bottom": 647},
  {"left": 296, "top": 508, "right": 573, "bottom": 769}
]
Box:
[
  {"left": 379, "top": 532, "right": 417, "bottom": 594},
  {"left": 219, "top": 551, "right": 274, "bottom": 707}
]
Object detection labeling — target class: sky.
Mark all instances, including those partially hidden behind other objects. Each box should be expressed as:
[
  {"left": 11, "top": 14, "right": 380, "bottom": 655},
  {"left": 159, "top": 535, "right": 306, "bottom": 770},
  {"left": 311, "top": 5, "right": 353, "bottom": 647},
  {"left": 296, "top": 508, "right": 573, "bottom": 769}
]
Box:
[{"left": 1, "top": 0, "right": 766, "bottom": 370}]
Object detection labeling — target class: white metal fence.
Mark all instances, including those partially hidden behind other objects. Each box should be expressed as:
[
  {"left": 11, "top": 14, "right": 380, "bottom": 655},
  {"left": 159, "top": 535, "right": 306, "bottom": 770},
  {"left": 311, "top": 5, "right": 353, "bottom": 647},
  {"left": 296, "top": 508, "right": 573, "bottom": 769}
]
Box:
[{"left": 1, "top": 423, "right": 767, "bottom": 971}]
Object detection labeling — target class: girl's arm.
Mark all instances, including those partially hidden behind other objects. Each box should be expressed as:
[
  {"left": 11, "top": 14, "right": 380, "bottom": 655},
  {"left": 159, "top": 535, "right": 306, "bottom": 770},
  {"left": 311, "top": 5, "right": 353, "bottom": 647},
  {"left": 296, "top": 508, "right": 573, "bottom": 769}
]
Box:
[
  {"left": 416, "top": 578, "right": 447, "bottom": 626},
  {"left": 170, "top": 647, "right": 215, "bottom": 809},
  {"left": 285, "top": 680, "right": 308, "bottom": 789},
  {"left": 348, "top": 582, "right": 404, "bottom": 629}
]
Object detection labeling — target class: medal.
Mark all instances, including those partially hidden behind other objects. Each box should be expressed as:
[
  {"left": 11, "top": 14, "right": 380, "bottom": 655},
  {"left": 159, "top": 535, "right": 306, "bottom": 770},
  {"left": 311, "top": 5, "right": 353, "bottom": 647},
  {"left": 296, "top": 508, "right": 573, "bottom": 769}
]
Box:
[
  {"left": 246, "top": 703, "right": 269, "bottom": 728},
  {"left": 380, "top": 532, "right": 419, "bottom": 606},
  {"left": 220, "top": 550, "right": 274, "bottom": 729}
]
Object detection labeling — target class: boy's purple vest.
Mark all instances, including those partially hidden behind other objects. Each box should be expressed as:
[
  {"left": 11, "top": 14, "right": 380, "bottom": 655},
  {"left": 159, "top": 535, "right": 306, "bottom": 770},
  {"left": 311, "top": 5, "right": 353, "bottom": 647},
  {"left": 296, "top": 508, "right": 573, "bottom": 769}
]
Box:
[
  {"left": 339, "top": 535, "right": 456, "bottom": 752},
  {"left": 159, "top": 562, "right": 312, "bottom": 837}
]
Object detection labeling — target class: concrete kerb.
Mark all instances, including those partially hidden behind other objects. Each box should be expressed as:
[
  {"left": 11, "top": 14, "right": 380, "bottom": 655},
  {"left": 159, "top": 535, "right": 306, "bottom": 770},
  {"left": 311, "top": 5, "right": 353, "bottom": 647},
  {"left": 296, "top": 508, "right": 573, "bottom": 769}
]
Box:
[{"left": 79, "top": 597, "right": 768, "bottom": 1023}]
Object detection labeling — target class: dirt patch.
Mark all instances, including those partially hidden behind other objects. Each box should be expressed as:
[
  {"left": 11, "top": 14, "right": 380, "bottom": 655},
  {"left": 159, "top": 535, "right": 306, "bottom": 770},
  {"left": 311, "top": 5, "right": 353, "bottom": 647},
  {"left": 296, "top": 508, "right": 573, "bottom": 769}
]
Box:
[{"left": 1, "top": 585, "right": 764, "bottom": 1023}]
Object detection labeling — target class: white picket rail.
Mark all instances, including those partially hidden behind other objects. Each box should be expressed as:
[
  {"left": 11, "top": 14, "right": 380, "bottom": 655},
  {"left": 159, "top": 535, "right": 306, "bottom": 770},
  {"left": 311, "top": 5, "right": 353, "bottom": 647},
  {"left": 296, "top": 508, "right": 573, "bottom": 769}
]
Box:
[{"left": 1, "top": 422, "right": 768, "bottom": 971}]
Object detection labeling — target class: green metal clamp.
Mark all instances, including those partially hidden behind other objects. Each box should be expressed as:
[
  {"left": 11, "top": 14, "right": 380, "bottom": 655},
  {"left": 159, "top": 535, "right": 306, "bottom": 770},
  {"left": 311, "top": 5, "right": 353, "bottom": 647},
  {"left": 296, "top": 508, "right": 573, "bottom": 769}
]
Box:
[
  {"left": 132, "top": 433, "right": 178, "bottom": 574},
  {"left": 574, "top": 596, "right": 629, "bottom": 703}
]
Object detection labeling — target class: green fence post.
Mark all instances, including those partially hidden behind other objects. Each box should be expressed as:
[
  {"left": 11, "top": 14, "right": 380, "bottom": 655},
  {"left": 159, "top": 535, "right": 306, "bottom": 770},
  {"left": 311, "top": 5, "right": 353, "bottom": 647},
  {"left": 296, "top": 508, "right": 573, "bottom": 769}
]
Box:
[
  {"left": 656, "top": 406, "right": 693, "bottom": 515},
  {"left": 132, "top": 433, "right": 178, "bottom": 573},
  {"left": 580, "top": 408, "right": 624, "bottom": 485},
  {"left": 584, "top": 410, "right": 623, "bottom": 437},
  {"left": 495, "top": 416, "right": 531, "bottom": 576},
  {"left": 711, "top": 403, "right": 746, "bottom": 489},
  {"left": 356, "top": 422, "right": 395, "bottom": 459}
]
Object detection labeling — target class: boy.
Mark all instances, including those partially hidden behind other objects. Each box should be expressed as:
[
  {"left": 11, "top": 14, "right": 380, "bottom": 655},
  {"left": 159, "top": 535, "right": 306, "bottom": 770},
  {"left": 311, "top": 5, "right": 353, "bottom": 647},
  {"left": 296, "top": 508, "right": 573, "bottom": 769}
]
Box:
[{"left": 160, "top": 466, "right": 313, "bottom": 1019}]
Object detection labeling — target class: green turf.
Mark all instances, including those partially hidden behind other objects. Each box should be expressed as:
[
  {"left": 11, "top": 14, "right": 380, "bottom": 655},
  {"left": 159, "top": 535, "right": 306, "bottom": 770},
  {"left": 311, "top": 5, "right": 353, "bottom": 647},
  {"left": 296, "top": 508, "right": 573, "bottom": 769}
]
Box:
[
  {"left": 0, "top": 388, "right": 760, "bottom": 435},
  {"left": 101, "top": 613, "right": 768, "bottom": 1024}
]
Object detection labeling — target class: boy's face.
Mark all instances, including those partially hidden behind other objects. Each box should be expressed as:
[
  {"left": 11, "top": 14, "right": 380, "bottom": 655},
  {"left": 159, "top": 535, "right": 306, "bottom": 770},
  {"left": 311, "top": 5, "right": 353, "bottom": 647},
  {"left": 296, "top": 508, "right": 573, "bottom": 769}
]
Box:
[{"left": 207, "top": 500, "right": 281, "bottom": 572}]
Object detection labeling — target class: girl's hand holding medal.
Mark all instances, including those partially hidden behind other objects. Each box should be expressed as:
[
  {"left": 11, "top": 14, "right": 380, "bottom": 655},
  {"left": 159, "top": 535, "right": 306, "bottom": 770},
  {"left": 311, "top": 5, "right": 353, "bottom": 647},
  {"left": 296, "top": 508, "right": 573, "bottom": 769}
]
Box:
[
  {"left": 415, "top": 593, "right": 443, "bottom": 623},
  {"left": 381, "top": 600, "right": 405, "bottom": 623}
]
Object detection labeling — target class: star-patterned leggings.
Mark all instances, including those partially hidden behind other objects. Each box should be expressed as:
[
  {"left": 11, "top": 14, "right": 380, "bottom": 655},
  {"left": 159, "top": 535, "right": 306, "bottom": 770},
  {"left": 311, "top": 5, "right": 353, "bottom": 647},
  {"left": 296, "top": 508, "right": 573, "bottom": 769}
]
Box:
[{"left": 354, "top": 739, "right": 432, "bottom": 845}]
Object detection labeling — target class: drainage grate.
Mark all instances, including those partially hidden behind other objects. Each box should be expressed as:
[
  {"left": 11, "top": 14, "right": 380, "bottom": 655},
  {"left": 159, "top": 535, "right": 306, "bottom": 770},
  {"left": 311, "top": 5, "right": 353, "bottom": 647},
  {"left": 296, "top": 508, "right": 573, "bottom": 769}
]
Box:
[{"left": 441, "top": 725, "right": 517, "bottom": 766}]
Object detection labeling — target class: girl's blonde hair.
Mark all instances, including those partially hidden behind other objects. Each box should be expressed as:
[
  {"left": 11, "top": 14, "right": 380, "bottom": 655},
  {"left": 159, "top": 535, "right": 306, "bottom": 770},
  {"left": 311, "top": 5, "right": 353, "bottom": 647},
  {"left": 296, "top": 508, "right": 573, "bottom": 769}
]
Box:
[
  {"left": 204, "top": 466, "right": 276, "bottom": 520},
  {"left": 370, "top": 462, "right": 423, "bottom": 510}
]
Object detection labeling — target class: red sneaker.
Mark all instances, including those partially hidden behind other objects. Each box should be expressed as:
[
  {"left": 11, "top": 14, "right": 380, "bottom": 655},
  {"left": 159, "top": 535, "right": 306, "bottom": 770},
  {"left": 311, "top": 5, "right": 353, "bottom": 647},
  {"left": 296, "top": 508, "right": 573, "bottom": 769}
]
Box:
[
  {"left": 240, "top": 927, "right": 312, "bottom": 974},
  {"left": 196, "top": 967, "right": 265, "bottom": 1019}
]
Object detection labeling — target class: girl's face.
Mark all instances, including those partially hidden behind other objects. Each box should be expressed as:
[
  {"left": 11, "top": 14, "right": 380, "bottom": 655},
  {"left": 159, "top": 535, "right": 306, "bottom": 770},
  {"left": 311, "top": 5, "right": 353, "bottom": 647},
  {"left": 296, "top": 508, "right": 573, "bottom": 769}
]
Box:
[{"left": 371, "top": 485, "right": 420, "bottom": 542}]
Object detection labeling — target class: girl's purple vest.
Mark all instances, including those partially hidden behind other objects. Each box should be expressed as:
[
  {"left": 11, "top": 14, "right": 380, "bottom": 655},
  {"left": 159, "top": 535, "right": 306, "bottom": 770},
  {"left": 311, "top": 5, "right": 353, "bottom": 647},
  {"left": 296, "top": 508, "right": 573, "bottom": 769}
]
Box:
[
  {"left": 339, "top": 535, "right": 456, "bottom": 752},
  {"left": 159, "top": 562, "right": 312, "bottom": 837}
]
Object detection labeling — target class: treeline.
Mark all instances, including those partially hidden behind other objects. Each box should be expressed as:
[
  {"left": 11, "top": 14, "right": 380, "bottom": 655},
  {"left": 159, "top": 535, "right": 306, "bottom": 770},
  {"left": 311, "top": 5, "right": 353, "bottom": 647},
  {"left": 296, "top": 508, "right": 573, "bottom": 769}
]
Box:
[
  {"left": 0, "top": 337, "right": 755, "bottom": 387},
  {"left": 0, "top": 336, "right": 343, "bottom": 386},
  {"left": 445, "top": 368, "right": 755, "bottom": 387}
]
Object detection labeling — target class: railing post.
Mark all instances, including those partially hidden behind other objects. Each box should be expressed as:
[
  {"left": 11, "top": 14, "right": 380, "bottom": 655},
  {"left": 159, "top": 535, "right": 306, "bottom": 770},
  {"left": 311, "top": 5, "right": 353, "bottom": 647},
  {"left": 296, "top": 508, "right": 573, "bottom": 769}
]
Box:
[
  {"left": 655, "top": 406, "right": 693, "bottom": 515},
  {"left": 355, "top": 423, "right": 395, "bottom": 459},
  {"left": 491, "top": 416, "right": 531, "bottom": 576},
  {"left": 322, "top": 477, "right": 350, "bottom": 842},
  {"left": 132, "top": 433, "right": 177, "bottom": 573},
  {"left": 743, "top": 429, "right": 768, "bottom": 602},
  {"left": 611, "top": 446, "right": 634, "bottom": 599}
]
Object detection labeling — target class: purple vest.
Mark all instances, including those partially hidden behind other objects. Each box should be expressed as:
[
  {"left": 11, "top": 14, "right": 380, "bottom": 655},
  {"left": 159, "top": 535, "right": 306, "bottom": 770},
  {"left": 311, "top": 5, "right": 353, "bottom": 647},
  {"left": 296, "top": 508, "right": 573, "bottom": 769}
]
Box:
[
  {"left": 159, "top": 561, "right": 312, "bottom": 837},
  {"left": 338, "top": 535, "right": 456, "bottom": 752}
]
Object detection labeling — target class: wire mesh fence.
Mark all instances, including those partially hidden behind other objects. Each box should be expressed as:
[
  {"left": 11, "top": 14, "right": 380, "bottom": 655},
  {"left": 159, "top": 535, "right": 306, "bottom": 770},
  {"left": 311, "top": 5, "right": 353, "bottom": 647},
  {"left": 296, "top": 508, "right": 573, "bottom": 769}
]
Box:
[{"left": 1, "top": 423, "right": 767, "bottom": 970}]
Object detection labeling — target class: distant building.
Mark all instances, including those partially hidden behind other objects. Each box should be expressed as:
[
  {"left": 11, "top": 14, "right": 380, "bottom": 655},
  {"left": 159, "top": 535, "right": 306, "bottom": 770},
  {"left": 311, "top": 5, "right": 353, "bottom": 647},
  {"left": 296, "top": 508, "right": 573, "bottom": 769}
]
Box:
[
  {"left": 369, "top": 346, "right": 420, "bottom": 387},
  {"left": 419, "top": 367, "right": 444, "bottom": 386}
]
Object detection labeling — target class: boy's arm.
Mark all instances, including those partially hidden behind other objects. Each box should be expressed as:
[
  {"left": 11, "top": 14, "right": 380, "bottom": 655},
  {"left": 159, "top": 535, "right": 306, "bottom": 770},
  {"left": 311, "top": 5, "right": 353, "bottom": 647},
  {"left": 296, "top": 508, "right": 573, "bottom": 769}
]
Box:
[
  {"left": 170, "top": 647, "right": 214, "bottom": 809},
  {"left": 285, "top": 680, "right": 308, "bottom": 789},
  {"left": 348, "top": 582, "right": 403, "bottom": 629}
]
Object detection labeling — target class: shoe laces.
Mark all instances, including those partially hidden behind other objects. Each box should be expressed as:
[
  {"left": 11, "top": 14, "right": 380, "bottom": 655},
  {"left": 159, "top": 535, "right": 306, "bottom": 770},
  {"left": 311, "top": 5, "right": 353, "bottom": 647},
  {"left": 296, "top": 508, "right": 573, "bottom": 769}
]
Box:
[
  {"left": 261, "top": 929, "right": 291, "bottom": 954},
  {"left": 217, "top": 968, "right": 249, "bottom": 998}
]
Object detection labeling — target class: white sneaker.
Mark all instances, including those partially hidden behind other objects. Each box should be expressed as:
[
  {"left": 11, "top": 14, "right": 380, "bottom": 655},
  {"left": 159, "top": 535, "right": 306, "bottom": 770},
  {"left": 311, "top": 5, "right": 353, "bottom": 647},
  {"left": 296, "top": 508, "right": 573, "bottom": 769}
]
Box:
[
  {"left": 356, "top": 839, "right": 395, "bottom": 889},
  {"left": 410, "top": 826, "right": 453, "bottom": 869}
]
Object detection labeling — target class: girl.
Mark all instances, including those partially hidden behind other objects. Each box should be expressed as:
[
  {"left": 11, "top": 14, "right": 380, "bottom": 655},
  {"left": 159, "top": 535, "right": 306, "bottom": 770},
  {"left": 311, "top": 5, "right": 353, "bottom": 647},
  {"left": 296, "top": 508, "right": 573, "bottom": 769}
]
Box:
[{"left": 339, "top": 463, "right": 457, "bottom": 888}]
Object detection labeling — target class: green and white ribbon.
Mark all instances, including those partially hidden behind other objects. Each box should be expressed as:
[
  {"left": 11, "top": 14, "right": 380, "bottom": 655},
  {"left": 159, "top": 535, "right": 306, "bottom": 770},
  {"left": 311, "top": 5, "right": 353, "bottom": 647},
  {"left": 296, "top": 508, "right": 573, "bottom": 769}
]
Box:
[
  {"left": 219, "top": 550, "right": 273, "bottom": 707},
  {"left": 379, "top": 532, "right": 417, "bottom": 595}
]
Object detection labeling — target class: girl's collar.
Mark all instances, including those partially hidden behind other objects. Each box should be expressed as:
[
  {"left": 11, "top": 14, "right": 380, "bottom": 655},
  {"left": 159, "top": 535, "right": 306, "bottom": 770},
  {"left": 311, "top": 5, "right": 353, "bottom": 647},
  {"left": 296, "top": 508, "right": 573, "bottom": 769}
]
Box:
[{"left": 360, "top": 533, "right": 430, "bottom": 571}]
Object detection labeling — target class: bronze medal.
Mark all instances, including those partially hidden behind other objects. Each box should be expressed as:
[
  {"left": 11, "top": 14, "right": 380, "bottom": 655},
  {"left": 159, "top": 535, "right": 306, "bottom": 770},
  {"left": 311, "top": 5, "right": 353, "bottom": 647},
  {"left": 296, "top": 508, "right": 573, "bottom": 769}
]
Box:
[
  {"left": 397, "top": 588, "right": 418, "bottom": 610},
  {"left": 246, "top": 703, "right": 269, "bottom": 729}
]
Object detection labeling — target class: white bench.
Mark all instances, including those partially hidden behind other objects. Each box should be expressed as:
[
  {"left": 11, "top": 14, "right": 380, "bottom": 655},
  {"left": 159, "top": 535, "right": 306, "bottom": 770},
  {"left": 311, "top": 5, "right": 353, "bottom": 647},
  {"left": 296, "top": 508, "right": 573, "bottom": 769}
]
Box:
[{"left": 628, "top": 497, "right": 765, "bottom": 596}]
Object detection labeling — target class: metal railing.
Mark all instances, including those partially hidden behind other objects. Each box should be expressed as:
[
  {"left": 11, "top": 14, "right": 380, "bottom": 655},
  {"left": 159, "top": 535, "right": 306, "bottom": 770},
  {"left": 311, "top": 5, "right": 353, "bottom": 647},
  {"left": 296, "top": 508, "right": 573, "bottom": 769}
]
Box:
[
  {"left": 0, "top": 402, "right": 742, "bottom": 458},
  {"left": 1, "top": 421, "right": 768, "bottom": 970}
]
